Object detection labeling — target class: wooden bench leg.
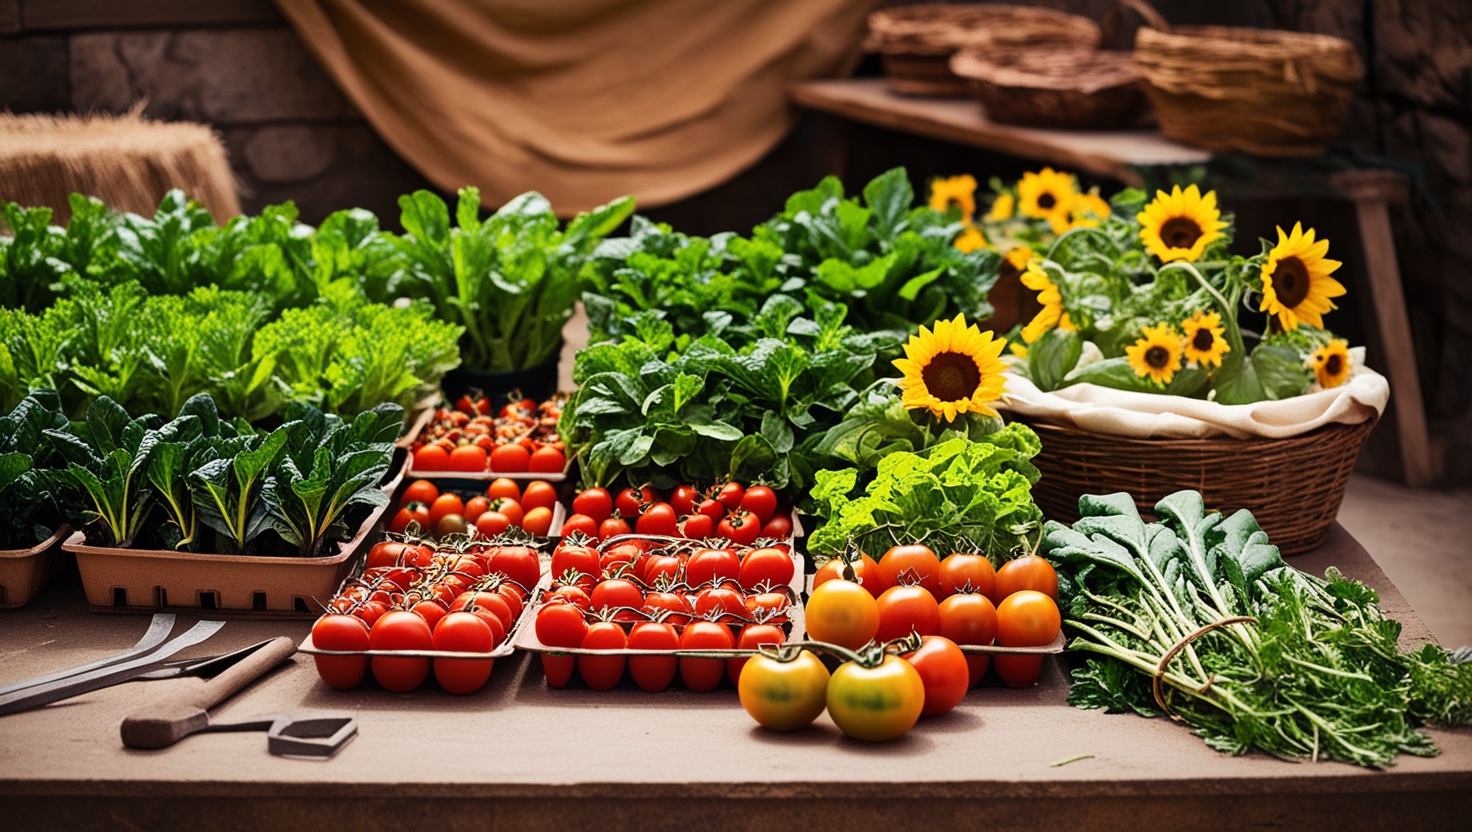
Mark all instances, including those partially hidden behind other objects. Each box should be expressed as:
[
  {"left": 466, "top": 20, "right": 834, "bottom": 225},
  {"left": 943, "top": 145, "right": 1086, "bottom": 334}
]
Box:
[{"left": 1332, "top": 170, "right": 1436, "bottom": 487}]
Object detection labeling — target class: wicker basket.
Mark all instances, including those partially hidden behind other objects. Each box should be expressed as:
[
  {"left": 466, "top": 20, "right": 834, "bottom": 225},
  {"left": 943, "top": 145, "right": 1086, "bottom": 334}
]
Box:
[
  {"left": 1014, "top": 415, "right": 1376, "bottom": 555},
  {"left": 1132, "top": 25, "right": 1363, "bottom": 156},
  {"left": 950, "top": 46, "right": 1148, "bottom": 128},
  {"left": 867, "top": 3, "right": 1101, "bottom": 97}
]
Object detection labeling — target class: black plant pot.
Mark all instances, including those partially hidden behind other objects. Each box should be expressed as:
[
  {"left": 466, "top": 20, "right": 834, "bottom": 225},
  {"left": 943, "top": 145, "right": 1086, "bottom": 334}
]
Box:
[{"left": 441, "top": 344, "right": 562, "bottom": 405}]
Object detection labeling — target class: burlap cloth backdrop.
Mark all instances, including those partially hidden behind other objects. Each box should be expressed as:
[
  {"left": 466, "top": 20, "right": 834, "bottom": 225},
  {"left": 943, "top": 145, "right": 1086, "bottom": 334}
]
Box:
[{"left": 274, "top": 0, "right": 876, "bottom": 214}]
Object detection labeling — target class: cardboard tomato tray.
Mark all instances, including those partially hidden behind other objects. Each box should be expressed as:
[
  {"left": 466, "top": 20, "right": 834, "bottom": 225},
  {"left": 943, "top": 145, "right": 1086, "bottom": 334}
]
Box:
[
  {"left": 0, "top": 526, "right": 72, "bottom": 610},
  {"left": 65, "top": 473, "right": 403, "bottom": 617}
]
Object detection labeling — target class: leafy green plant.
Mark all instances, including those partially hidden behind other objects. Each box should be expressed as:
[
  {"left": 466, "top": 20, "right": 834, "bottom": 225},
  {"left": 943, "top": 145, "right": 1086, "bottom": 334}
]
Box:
[
  {"left": 0, "top": 391, "right": 76, "bottom": 549},
  {"left": 43, "top": 396, "right": 171, "bottom": 547},
  {"left": 189, "top": 424, "right": 290, "bottom": 554},
  {"left": 393, "top": 187, "right": 634, "bottom": 373}
]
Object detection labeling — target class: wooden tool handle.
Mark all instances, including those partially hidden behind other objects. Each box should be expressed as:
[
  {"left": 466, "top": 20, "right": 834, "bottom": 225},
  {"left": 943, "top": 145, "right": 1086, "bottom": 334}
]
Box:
[{"left": 120, "top": 636, "right": 297, "bottom": 750}]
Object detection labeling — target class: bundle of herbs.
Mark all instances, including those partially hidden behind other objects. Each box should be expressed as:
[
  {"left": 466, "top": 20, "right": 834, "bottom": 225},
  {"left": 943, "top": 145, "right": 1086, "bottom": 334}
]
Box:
[{"left": 1044, "top": 490, "right": 1472, "bottom": 768}]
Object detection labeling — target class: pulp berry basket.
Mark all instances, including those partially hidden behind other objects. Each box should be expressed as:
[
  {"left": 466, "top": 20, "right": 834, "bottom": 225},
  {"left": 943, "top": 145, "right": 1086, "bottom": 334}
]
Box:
[
  {"left": 0, "top": 526, "right": 72, "bottom": 609},
  {"left": 1014, "top": 415, "right": 1376, "bottom": 554},
  {"left": 949, "top": 46, "right": 1149, "bottom": 129}
]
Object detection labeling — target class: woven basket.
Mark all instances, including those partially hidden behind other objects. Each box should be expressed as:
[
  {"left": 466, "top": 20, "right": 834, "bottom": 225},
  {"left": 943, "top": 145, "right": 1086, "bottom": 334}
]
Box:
[
  {"left": 1013, "top": 415, "right": 1376, "bottom": 555},
  {"left": 867, "top": 3, "right": 1101, "bottom": 97},
  {"left": 951, "top": 46, "right": 1148, "bottom": 128},
  {"left": 1132, "top": 25, "right": 1363, "bottom": 156}
]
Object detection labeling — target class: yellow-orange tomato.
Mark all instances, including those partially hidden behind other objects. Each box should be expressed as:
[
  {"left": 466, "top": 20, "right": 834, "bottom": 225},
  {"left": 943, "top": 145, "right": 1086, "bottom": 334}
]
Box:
[{"left": 804, "top": 579, "right": 879, "bottom": 650}]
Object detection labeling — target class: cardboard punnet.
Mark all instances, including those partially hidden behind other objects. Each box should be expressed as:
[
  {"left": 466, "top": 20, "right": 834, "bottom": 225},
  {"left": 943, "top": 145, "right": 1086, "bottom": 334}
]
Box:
[{"left": 0, "top": 526, "right": 72, "bottom": 609}]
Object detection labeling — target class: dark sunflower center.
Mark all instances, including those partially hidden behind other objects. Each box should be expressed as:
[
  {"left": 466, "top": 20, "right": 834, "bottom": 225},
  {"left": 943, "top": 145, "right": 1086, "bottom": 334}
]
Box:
[
  {"left": 1145, "top": 346, "right": 1171, "bottom": 369},
  {"left": 1192, "top": 328, "right": 1215, "bottom": 351},
  {"left": 1161, "top": 217, "right": 1203, "bottom": 250},
  {"left": 1038, "top": 193, "right": 1057, "bottom": 210},
  {"left": 999, "top": 258, "right": 1020, "bottom": 282},
  {"left": 1325, "top": 354, "right": 1343, "bottom": 377},
  {"left": 1274, "top": 257, "right": 1310, "bottom": 307},
  {"left": 921, "top": 351, "right": 982, "bottom": 401}
]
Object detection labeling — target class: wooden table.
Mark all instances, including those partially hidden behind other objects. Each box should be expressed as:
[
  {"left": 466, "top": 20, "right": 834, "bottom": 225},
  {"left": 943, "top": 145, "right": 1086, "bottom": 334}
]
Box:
[
  {"left": 791, "top": 78, "right": 1435, "bottom": 486},
  {"left": 0, "top": 526, "right": 1467, "bottom": 831}
]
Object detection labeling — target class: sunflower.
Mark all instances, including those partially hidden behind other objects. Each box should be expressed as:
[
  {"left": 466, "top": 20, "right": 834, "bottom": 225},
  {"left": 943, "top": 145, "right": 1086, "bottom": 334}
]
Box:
[
  {"left": 1020, "top": 261, "right": 1073, "bottom": 344},
  {"left": 1136, "top": 184, "right": 1227, "bottom": 263},
  {"left": 1047, "top": 187, "right": 1114, "bottom": 235},
  {"left": 1125, "top": 323, "right": 1185, "bottom": 386},
  {"left": 1180, "top": 310, "right": 1230, "bottom": 368},
  {"left": 1017, "top": 168, "right": 1077, "bottom": 223},
  {"left": 930, "top": 175, "right": 978, "bottom": 224},
  {"left": 893, "top": 314, "right": 1008, "bottom": 422},
  {"left": 987, "top": 192, "right": 1015, "bottom": 222},
  {"left": 998, "top": 245, "right": 1033, "bottom": 284},
  {"left": 954, "top": 225, "right": 988, "bottom": 253},
  {"left": 1310, "top": 339, "right": 1352, "bottom": 389},
  {"left": 1008, "top": 341, "right": 1028, "bottom": 358},
  {"left": 1259, "top": 222, "right": 1345, "bottom": 331}
]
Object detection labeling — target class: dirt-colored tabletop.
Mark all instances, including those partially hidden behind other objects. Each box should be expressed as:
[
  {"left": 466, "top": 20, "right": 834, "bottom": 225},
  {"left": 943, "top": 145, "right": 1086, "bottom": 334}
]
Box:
[{"left": 1, "top": 524, "right": 1467, "bottom": 831}]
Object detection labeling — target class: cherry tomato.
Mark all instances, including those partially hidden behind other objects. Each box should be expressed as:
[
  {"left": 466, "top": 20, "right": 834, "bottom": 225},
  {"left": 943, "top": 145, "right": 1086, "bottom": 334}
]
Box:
[
  {"left": 875, "top": 585, "right": 941, "bottom": 643},
  {"left": 577, "top": 622, "right": 628, "bottom": 690},
  {"left": 310, "top": 614, "right": 369, "bottom": 690},
  {"left": 938, "top": 553, "right": 996, "bottom": 601},
  {"left": 678, "top": 621, "right": 734, "bottom": 691},
  {"left": 812, "top": 553, "right": 888, "bottom": 598},
  {"left": 571, "top": 487, "right": 613, "bottom": 523},
  {"left": 642, "top": 590, "right": 693, "bottom": 624},
  {"left": 745, "top": 592, "right": 790, "bottom": 622},
  {"left": 529, "top": 446, "right": 565, "bottom": 474},
  {"left": 449, "top": 444, "right": 489, "bottom": 473},
  {"left": 434, "top": 513, "right": 468, "bottom": 538},
  {"left": 410, "top": 599, "right": 449, "bottom": 631},
  {"left": 994, "top": 555, "right": 1058, "bottom": 602},
  {"left": 428, "top": 493, "right": 466, "bottom": 527},
  {"left": 878, "top": 544, "right": 942, "bottom": 595},
  {"left": 413, "top": 444, "right": 450, "bottom": 471},
  {"left": 727, "top": 623, "right": 786, "bottom": 687},
  {"left": 522, "top": 506, "right": 554, "bottom": 537},
  {"left": 490, "top": 443, "right": 531, "bottom": 473},
  {"left": 475, "top": 511, "right": 510, "bottom": 537},
  {"left": 696, "top": 499, "right": 725, "bottom": 523},
  {"left": 365, "top": 541, "right": 430, "bottom": 570},
  {"left": 681, "top": 512, "right": 715, "bottom": 540},
  {"left": 635, "top": 502, "right": 678, "bottom": 537},
  {"left": 939, "top": 592, "right": 998, "bottom": 688},
  {"left": 487, "top": 498, "right": 523, "bottom": 528},
  {"left": 368, "top": 611, "right": 434, "bottom": 692},
  {"left": 759, "top": 512, "right": 793, "bottom": 540},
  {"left": 685, "top": 547, "right": 740, "bottom": 587},
  {"left": 902, "top": 635, "right": 969, "bottom": 716},
  {"left": 826, "top": 655, "right": 925, "bottom": 741},
  {"left": 693, "top": 587, "right": 746, "bottom": 620},
  {"left": 546, "top": 585, "right": 592, "bottom": 611},
  {"left": 462, "top": 496, "right": 491, "bottom": 523},
  {"left": 451, "top": 591, "right": 512, "bottom": 630},
  {"left": 740, "top": 485, "right": 778, "bottom": 523},
  {"left": 591, "top": 578, "right": 643, "bottom": 613},
  {"left": 995, "top": 590, "right": 1061, "bottom": 688},
  {"left": 487, "top": 545, "right": 541, "bottom": 591},
  {"left": 536, "top": 602, "right": 587, "bottom": 689},
  {"left": 739, "top": 649, "right": 830, "bottom": 732},
  {"left": 599, "top": 516, "right": 631, "bottom": 541},
  {"left": 521, "top": 481, "right": 558, "bottom": 512},
  {"left": 738, "top": 546, "right": 795, "bottom": 591},
  {"left": 389, "top": 504, "right": 429, "bottom": 535},
  {"left": 641, "top": 554, "right": 682, "bottom": 586},
  {"left": 616, "top": 486, "right": 655, "bottom": 519},
  {"left": 717, "top": 510, "right": 760, "bottom": 546},
  {"left": 805, "top": 579, "right": 879, "bottom": 650},
  {"left": 486, "top": 478, "right": 520, "bottom": 503},
  {"left": 432, "top": 612, "right": 496, "bottom": 694},
  {"left": 627, "top": 621, "right": 680, "bottom": 692},
  {"left": 550, "top": 543, "right": 600, "bottom": 586},
  {"left": 401, "top": 479, "right": 439, "bottom": 507},
  {"left": 669, "top": 485, "right": 700, "bottom": 517},
  {"left": 714, "top": 481, "right": 745, "bottom": 512},
  {"left": 559, "top": 513, "right": 599, "bottom": 539}
]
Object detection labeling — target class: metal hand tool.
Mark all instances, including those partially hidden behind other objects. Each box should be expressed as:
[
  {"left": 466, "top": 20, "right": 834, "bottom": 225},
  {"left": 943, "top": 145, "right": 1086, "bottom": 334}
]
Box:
[{"left": 0, "top": 613, "right": 177, "bottom": 697}]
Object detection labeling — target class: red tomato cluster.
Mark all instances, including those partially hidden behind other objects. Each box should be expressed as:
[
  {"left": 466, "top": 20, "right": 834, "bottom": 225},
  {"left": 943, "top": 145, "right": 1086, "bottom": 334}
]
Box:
[
  {"left": 560, "top": 481, "right": 790, "bottom": 543},
  {"left": 390, "top": 478, "right": 559, "bottom": 540},
  {"left": 309, "top": 536, "right": 546, "bottom": 695},
  {"left": 411, "top": 394, "right": 567, "bottom": 475},
  {"left": 533, "top": 534, "right": 799, "bottom": 692},
  {"left": 809, "top": 546, "right": 1061, "bottom": 691}
]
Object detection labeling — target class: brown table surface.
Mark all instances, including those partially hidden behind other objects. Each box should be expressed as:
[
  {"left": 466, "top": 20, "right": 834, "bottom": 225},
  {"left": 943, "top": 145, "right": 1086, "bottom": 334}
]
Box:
[
  {"left": 0, "top": 524, "right": 1467, "bottom": 831},
  {"left": 790, "top": 78, "right": 1212, "bottom": 187}
]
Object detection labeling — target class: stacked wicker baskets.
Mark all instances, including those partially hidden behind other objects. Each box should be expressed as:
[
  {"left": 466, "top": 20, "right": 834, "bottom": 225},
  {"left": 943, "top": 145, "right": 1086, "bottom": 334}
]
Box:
[
  {"left": 949, "top": 47, "right": 1147, "bottom": 129},
  {"left": 865, "top": 3, "right": 1101, "bottom": 97}
]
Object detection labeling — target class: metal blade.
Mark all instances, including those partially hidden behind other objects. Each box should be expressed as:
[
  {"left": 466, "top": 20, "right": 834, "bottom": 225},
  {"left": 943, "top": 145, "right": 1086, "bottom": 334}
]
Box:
[
  {"left": 0, "top": 614, "right": 177, "bottom": 697},
  {"left": 132, "top": 639, "right": 281, "bottom": 681},
  {"left": 0, "top": 619, "right": 226, "bottom": 718}
]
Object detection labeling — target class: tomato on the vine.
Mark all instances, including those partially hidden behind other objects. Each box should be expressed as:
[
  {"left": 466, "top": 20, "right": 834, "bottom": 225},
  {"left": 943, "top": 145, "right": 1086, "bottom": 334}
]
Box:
[
  {"left": 739, "top": 485, "right": 778, "bottom": 523},
  {"left": 669, "top": 485, "right": 700, "bottom": 517},
  {"left": 681, "top": 512, "right": 715, "bottom": 540},
  {"left": 813, "top": 553, "right": 888, "bottom": 598},
  {"left": 738, "top": 546, "right": 795, "bottom": 591},
  {"left": 875, "top": 585, "right": 941, "bottom": 642},
  {"left": 727, "top": 623, "right": 786, "bottom": 687},
  {"left": 739, "top": 650, "right": 830, "bottom": 732},
  {"left": 678, "top": 621, "right": 734, "bottom": 691},
  {"left": 616, "top": 487, "right": 653, "bottom": 519},
  {"left": 635, "top": 502, "right": 679, "bottom": 537},
  {"left": 685, "top": 547, "right": 740, "bottom": 587},
  {"left": 902, "top": 635, "right": 969, "bottom": 716},
  {"left": 938, "top": 592, "right": 998, "bottom": 687},
  {"left": 696, "top": 499, "right": 725, "bottom": 523},
  {"left": 310, "top": 614, "right": 369, "bottom": 690},
  {"left": 758, "top": 512, "right": 792, "bottom": 540},
  {"left": 559, "top": 513, "right": 599, "bottom": 538},
  {"left": 718, "top": 510, "right": 760, "bottom": 546},
  {"left": 577, "top": 622, "right": 627, "bottom": 690},
  {"left": 432, "top": 612, "right": 496, "bottom": 695},
  {"left": 627, "top": 621, "right": 680, "bottom": 692},
  {"left": 550, "top": 543, "right": 600, "bottom": 586},
  {"left": 572, "top": 487, "right": 613, "bottom": 523},
  {"left": 994, "top": 555, "right": 1058, "bottom": 602},
  {"left": 878, "top": 544, "right": 942, "bottom": 596},
  {"left": 475, "top": 511, "right": 510, "bottom": 538},
  {"left": 938, "top": 553, "right": 996, "bottom": 600},
  {"left": 826, "top": 655, "right": 925, "bottom": 742},
  {"left": 713, "top": 482, "right": 745, "bottom": 512},
  {"left": 487, "top": 546, "right": 541, "bottom": 591},
  {"left": 368, "top": 611, "right": 434, "bottom": 693},
  {"left": 599, "top": 516, "right": 632, "bottom": 541},
  {"left": 805, "top": 579, "right": 879, "bottom": 650},
  {"left": 590, "top": 578, "right": 643, "bottom": 613}
]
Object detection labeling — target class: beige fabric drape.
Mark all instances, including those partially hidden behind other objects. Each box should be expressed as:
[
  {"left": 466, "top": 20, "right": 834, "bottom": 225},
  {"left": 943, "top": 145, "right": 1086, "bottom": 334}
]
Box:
[{"left": 274, "top": 0, "right": 876, "bottom": 214}]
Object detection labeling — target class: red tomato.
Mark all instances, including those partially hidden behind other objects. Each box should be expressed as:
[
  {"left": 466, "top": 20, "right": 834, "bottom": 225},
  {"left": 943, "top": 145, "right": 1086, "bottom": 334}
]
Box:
[
  {"left": 902, "top": 635, "right": 969, "bottom": 716},
  {"left": 432, "top": 612, "right": 496, "bottom": 694},
  {"left": 693, "top": 587, "right": 746, "bottom": 620},
  {"left": 489, "top": 444, "right": 531, "bottom": 473},
  {"left": 365, "top": 541, "right": 431, "bottom": 570},
  {"left": 759, "top": 512, "right": 793, "bottom": 540},
  {"left": 571, "top": 487, "right": 613, "bottom": 523},
  {"left": 994, "top": 590, "right": 1061, "bottom": 688},
  {"left": 487, "top": 546, "right": 541, "bottom": 591},
  {"left": 599, "top": 542, "right": 644, "bottom": 576},
  {"left": 451, "top": 591, "right": 512, "bottom": 630},
  {"left": 727, "top": 623, "right": 785, "bottom": 687},
  {"left": 616, "top": 487, "right": 654, "bottom": 519},
  {"left": 669, "top": 485, "right": 700, "bottom": 517},
  {"left": 635, "top": 502, "right": 678, "bottom": 537},
  {"left": 521, "top": 481, "right": 558, "bottom": 512},
  {"left": 428, "top": 493, "right": 466, "bottom": 527},
  {"left": 627, "top": 621, "right": 680, "bottom": 692},
  {"left": 717, "top": 510, "right": 760, "bottom": 546},
  {"left": 413, "top": 444, "right": 450, "bottom": 471},
  {"left": 529, "top": 446, "right": 565, "bottom": 474},
  {"left": 449, "top": 444, "right": 489, "bottom": 473},
  {"left": 559, "top": 513, "right": 599, "bottom": 539},
  {"left": 745, "top": 592, "right": 790, "bottom": 622},
  {"left": 546, "top": 585, "right": 591, "bottom": 611},
  {"left": 739, "top": 547, "right": 795, "bottom": 592},
  {"left": 685, "top": 547, "right": 740, "bottom": 587},
  {"left": 939, "top": 592, "right": 998, "bottom": 688},
  {"left": 368, "top": 611, "right": 434, "bottom": 692},
  {"left": 410, "top": 599, "right": 448, "bottom": 631},
  {"left": 475, "top": 511, "right": 510, "bottom": 538},
  {"left": 878, "top": 544, "right": 942, "bottom": 595},
  {"left": 696, "top": 499, "right": 725, "bottom": 523},
  {"left": 591, "top": 578, "right": 644, "bottom": 613},
  {"left": 681, "top": 512, "right": 715, "bottom": 540},
  {"left": 875, "top": 584, "right": 942, "bottom": 642},
  {"left": 401, "top": 479, "right": 439, "bottom": 507},
  {"left": 486, "top": 478, "right": 521, "bottom": 503},
  {"left": 994, "top": 555, "right": 1059, "bottom": 602},
  {"left": 535, "top": 603, "right": 587, "bottom": 689},
  {"left": 678, "top": 621, "right": 735, "bottom": 691},
  {"left": 487, "top": 498, "right": 523, "bottom": 529},
  {"left": 938, "top": 554, "right": 996, "bottom": 600},
  {"left": 310, "top": 614, "right": 369, "bottom": 690},
  {"left": 740, "top": 485, "right": 778, "bottom": 523},
  {"left": 550, "top": 543, "right": 600, "bottom": 587},
  {"left": 389, "top": 504, "right": 429, "bottom": 535},
  {"left": 642, "top": 590, "right": 692, "bottom": 624},
  {"left": 599, "top": 516, "right": 632, "bottom": 541},
  {"left": 577, "top": 622, "right": 628, "bottom": 690},
  {"left": 520, "top": 506, "right": 552, "bottom": 537},
  {"left": 462, "top": 496, "right": 491, "bottom": 523},
  {"left": 813, "top": 553, "right": 888, "bottom": 598},
  {"left": 714, "top": 482, "right": 745, "bottom": 512},
  {"left": 642, "top": 554, "right": 683, "bottom": 586}
]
